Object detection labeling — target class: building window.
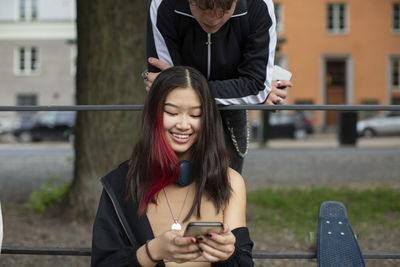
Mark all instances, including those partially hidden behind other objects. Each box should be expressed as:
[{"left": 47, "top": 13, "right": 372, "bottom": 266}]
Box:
[
  {"left": 15, "top": 47, "right": 40, "bottom": 75},
  {"left": 327, "top": 3, "right": 348, "bottom": 33},
  {"left": 326, "top": 60, "right": 346, "bottom": 86},
  {"left": 19, "top": 0, "right": 25, "bottom": 20},
  {"left": 31, "top": 0, "right": 38, "bottom": 19},
  {"left": 18, "top": 48, "right": 25, "bottom": 72},
  {"left": 17, "top": 94, "right": 38, "bottom": 120},
  {"left": 394, "top": 3, "right": 400, "bottom": 32},
  {"left": 19, "top": 0, "right": 38, "bottom": 21},
  {"left": 17, "top": 94, "right": 37, "bottom": 106},
  {"left": 392, "top": 57, "right": 400, "bottom": 88},
  {"left": 275, "top": 3, "right": 283, "bottom": 33},
  {"left": 393, "top": 97, "right": 400, "bottom": 105}
]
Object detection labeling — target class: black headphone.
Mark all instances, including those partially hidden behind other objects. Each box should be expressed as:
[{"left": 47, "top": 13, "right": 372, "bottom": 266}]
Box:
[{"left": 177, "top": 160, "right": 193, "bottom": 186}]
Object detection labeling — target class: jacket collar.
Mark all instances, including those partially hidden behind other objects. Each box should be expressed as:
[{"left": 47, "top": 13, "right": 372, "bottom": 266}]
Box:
[
  {"left": 100, "top": 162, "right": 155, "bottom": 247},
  {"left": 174, "top": 0, "right": 247, "bottom": 18}
]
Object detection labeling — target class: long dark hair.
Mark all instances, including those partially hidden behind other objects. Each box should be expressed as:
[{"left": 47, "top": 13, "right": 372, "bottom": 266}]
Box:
[{"left": 126, "top": 66, "right": 231, "bottom": 221}]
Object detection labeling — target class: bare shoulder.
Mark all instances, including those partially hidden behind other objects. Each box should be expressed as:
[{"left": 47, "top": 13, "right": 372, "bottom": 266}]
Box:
[
  {"left": 224, "top": 168, "right": 247, "bottom": 227},
  {"left": 227, "top": 167, "right": 246, "bottom": 192}
]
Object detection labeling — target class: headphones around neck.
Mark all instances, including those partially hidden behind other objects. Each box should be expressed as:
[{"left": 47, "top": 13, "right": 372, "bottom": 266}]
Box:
[{"left": 177, "top": 160, "right": 193, "bottom": 186}]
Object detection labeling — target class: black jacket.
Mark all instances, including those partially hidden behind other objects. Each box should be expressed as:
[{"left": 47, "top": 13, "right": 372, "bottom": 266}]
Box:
[
  {"left": 146, "top": 0, "right": 277, "bottom": 105},
  {"left": 91, "top": 162, "right": 254, "bottom": 266}
]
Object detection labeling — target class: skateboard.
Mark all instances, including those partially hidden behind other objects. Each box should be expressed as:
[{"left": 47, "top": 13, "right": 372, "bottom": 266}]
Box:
[
  {"left": 0, "top": 202, "right": 3, "bottom": 251},
  {"left": 317, "top": 201, "right": 365, "bottom": 267}
]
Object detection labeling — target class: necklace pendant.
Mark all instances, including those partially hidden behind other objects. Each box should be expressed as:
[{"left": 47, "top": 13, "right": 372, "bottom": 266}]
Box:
[{"left": 171, "top": 221, "right": 182, "bottom": 231}]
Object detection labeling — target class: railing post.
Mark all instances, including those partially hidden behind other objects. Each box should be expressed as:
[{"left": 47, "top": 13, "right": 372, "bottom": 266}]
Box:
[
  {"left": 262, "top": 110, "right": 270, "bottom": 146},
  {"left": 338, "top": 111, "right": 358, "bottom": 146}
]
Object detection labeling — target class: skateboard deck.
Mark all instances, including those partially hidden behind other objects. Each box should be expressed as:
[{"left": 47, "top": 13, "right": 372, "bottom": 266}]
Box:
[{"left": 317, "top": 201, "right": 365, "bottom": 267}]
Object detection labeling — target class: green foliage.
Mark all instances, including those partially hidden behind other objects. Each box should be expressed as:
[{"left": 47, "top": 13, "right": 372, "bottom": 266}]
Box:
[
  {"left": 248, "top": 187, "right": 400, "bottom": 238},
  {"left": 26, "top": 176, "right": 71, "bottom": 213}
]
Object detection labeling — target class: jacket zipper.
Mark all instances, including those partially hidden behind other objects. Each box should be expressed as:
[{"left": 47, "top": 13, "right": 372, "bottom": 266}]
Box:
[
  {"left": 206, "top": 33, "right": 211, "bottom": 79},
  {"left": 102, "top": 184, "right": 135, "bottom": 246}
]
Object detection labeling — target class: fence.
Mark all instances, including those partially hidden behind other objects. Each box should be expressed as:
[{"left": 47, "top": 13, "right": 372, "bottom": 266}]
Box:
[
  {"left": 1, "top": 104, "right": 399, "bottom": 111},
  {"left": 1, "top": 104, "right": 400, "bottom": 261},
  {"left": 2, "top": 246, "right": 400, "bottom": 259}
]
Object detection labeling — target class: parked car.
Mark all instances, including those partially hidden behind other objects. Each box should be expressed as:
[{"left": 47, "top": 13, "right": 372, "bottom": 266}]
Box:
[
  {"left": 12, "top": 111, "right": 76, "bottom": 142},
  {"left": 357, "top": 111, "right": 400, "bottom": 137},
  {"left": 268, "top": 111, "right": 313, "bottom": 139},
  {"left": 0, "top": 117, "right": 14, "bottom": 135}
]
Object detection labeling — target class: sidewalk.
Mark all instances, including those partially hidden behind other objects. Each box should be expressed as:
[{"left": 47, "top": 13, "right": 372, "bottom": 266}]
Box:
[
  {"left": 250, "top": 133, "right": 400, "bottom": 149},
  {"left": 2, "top": 133, "right": 400, "bottom": 149}
]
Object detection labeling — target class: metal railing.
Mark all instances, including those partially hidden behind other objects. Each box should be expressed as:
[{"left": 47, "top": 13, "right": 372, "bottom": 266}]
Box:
[
  {"left": 0, "top": 104, "right": 399, "bottom": 112},
  {"left": 2, "top": 246, "right": 400, "bottom": 259},
  {"left": 1, "top": 104, "right": 400, "bottom": 261}
]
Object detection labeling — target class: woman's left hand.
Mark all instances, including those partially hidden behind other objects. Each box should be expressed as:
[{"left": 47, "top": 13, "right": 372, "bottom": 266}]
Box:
[{"left": 197, "top": 227, "right": 236, "bottom": 262}]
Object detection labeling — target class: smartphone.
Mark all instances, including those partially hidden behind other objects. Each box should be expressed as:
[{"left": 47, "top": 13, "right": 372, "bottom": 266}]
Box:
[
  {"left": 183, "top": 222, "right": 224, "bottom": 237},
  {"left": 272, "top": 65, "right": 292, "bottom": 89}
]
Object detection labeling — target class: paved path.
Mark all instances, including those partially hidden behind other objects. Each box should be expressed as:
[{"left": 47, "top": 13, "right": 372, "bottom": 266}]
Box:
[
  {"left": 0, "top": 143, "right": 73, "bottom": 203},
  {"left": 244, "top": 134, "right": 400, "bottom": 190},
  {"left": 1, "top": 134, "right": 399, "bottom": 203}
]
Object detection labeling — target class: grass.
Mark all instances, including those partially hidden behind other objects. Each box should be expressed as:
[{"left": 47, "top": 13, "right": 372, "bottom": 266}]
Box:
[
  {"left": 25, "top": 175, "right": 71, "bottom": 213},
  {"left": 25, "top": 156, "right": 73, "bottom": 213},
  {"left": 247, "top": 187, "right": 400, "bottom": 239}
]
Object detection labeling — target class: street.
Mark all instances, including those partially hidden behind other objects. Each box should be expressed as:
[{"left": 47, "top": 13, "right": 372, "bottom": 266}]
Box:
[
  {"left": 0, "top": 135, "right": 400, "bottom": 202},
  {"left": 243, "top": 146, "right": 400, "bottom": 190},
  {"left": 244, "top": 134, "right": 400, "bottom": 190},
  {"left": 0, "top": 143, "right": 74, "bottom": 203}
]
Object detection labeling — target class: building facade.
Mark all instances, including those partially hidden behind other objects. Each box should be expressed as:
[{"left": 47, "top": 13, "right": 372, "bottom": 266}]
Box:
[
  {"left": 274, "top": 0, "right": 400, "bottom": 130},
  {"left": 0, "top": 0, "right": 76, "bottom": 124}
]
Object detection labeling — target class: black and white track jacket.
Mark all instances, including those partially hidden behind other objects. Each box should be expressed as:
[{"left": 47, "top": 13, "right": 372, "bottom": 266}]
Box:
[{"left": 146, "top": 0, "right": 277, "bottom": 106}]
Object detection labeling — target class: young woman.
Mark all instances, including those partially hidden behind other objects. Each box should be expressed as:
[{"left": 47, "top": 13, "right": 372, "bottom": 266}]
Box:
[{"left": 91, "top": 66, "right": 253, "bottom": 266}]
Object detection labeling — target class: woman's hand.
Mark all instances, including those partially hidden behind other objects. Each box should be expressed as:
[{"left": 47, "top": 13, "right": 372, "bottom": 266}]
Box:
[
  {"left": 197, "top": 227, "right": 236, "bottom": 262},
  {"left": 150, "top": 230, "right": 202, "bottom": 263}
]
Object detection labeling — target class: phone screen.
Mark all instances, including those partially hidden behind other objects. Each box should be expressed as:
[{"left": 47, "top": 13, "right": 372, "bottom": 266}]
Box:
[
  {"left": 183, "top": 222, "right": 223, "bottom": 237},
  {"left": 272, "top": 65, "right": 292, "bottom": 81}
]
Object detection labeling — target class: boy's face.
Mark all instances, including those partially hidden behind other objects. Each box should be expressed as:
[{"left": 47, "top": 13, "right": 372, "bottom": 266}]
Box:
[{"left": 189, "top": 0, "right": 237, "bottom": 34}]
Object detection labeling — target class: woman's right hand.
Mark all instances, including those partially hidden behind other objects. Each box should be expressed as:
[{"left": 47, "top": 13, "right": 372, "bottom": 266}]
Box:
[{"left": 149, "top": 230, "right": 202, "bottom": 263}]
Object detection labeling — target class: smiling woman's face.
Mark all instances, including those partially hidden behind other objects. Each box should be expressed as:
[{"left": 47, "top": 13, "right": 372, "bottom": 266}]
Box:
[
  {"left": 189, "top": 1, "right": 237, "bottom": 34},
  {"left": 163, "top": 86, "right": 202, "bottom": 160}
]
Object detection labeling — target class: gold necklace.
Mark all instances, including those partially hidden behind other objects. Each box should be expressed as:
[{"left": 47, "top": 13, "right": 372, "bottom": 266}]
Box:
[{"left": 162, "top": 187, "right": 190, "bottom": 230}]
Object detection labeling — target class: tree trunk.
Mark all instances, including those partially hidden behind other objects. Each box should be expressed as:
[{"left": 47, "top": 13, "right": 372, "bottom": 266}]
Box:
[{"left": 64, "top": 0, "right": 147, "bottom": 221}]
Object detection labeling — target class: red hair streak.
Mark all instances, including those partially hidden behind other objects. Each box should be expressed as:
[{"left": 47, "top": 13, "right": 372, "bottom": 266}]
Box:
[{"left": 138, "top": 106, "right": 180, "bottom": 215}]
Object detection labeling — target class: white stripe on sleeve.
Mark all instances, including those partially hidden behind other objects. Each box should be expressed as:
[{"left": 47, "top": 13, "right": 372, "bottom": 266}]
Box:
[
  {"left": 265, "top": 0, "right": 277, "bottom": 96},
  {"left": 150, "top": 0, "right": 174, "bottom": 66},
  {"left": 215, "top": 0, "right": 277, "bottom": 106}
]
